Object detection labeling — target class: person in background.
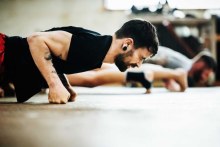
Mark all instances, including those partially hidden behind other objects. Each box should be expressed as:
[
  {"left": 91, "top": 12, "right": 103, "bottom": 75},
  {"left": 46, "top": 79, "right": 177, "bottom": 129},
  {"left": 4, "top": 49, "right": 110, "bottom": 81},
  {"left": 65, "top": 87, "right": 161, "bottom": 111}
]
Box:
[{"left": 145, "top": 46, "right": 217, "bottom": 87}]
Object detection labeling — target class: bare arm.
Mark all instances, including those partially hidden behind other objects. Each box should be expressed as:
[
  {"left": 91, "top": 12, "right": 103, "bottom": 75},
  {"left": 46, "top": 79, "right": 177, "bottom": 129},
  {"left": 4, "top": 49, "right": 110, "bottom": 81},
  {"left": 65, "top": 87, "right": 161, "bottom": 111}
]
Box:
[{"left": 27, "top": 31, "right": 73, "bottom": 103}]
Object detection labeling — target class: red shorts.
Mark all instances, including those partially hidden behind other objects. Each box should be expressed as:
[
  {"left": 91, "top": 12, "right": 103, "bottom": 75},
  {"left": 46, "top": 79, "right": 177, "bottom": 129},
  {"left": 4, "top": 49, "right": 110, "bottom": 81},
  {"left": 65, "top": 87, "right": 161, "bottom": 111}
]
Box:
[{"left": 0, "top": 33, "right": 6, "bottom": 73}]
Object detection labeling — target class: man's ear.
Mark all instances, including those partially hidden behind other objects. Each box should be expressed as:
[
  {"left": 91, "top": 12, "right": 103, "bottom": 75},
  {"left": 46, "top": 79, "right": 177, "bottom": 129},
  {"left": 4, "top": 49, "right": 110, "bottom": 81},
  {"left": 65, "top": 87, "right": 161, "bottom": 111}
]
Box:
[
  {"left": 125, "top": 38, "right": 133, "bottom": 46},
  {"left": 124, "top": 38, "right": 135, "bottom": 52}
]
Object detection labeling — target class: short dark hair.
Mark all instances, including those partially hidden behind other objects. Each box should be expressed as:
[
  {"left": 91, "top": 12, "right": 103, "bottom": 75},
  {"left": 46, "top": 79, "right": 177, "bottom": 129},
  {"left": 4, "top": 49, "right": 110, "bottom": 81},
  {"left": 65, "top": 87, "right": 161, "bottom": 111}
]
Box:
[
  {"left": 200, "top": 55, "right": 217, "bottom": 72},
  {"left": 115, "top": 19, "right": 159, "bottom": 57}
]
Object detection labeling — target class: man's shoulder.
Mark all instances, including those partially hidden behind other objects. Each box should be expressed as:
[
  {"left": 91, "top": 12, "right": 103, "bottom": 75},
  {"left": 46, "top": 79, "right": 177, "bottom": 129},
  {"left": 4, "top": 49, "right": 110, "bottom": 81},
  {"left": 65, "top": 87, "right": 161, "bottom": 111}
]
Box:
[{"left": 44, "top": 26, "right": 101, "bottom": 36}]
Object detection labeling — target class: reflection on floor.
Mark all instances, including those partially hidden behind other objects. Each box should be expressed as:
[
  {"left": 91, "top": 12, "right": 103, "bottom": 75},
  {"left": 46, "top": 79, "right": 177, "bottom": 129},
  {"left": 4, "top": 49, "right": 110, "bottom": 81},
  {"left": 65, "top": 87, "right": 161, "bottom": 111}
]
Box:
[{"left": 0, "top": 86, "right": 220, "bottom": 147}]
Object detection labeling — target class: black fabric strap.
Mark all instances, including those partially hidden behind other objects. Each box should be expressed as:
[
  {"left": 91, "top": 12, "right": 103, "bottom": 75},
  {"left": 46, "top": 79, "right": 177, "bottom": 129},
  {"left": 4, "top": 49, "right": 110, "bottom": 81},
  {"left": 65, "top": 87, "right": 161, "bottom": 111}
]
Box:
[
  {"left": 58, "top": 74, "right": 69, "bottom": 87},
  {"left": 126, "top": 72, "right": 152, "bottom": 89}
]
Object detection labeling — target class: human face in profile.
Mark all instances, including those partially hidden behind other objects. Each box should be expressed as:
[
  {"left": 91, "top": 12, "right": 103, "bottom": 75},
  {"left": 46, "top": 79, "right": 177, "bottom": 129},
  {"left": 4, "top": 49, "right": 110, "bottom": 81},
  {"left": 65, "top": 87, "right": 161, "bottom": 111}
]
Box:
[
  {"left": 115, "top": 47, "right": 152, "bottom": 72},
  {"left": 190, "top": 59, "right": 215, "bottom": 86},
  {"left": 193, "top": 67, "right": 214, "bottom": 85}
]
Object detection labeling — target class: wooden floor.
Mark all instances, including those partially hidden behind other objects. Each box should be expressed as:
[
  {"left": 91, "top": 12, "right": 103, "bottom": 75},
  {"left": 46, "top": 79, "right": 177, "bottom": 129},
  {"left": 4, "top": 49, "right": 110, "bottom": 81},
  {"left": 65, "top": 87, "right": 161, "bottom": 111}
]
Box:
[{"left": 0, "top": 86, "right": 220, "bottom": 147}]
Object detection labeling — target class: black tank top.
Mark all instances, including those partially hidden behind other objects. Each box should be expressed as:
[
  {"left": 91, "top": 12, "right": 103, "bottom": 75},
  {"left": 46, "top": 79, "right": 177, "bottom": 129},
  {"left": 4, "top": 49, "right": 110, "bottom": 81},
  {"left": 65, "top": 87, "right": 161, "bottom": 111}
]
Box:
[
  {"left": 4, "top": 26, "right": 112, "bottom": 102},
  {"left": 46, "top": 26, "right": 112, "bottom": 73}
]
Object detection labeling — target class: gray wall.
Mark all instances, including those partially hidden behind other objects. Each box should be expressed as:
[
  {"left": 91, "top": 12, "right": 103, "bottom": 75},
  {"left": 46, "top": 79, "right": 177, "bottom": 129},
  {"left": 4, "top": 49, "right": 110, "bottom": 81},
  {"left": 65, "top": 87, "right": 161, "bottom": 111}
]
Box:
[{"left": 0, "top": 0, "right": 129, "bottom": 36}]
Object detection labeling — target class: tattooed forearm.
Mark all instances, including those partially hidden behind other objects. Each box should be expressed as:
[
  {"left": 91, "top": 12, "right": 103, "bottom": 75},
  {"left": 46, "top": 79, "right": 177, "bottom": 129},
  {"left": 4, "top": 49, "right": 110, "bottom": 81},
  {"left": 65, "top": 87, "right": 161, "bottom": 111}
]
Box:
[
  {"left": 52, "top": 70, "right": 57, "bottom": 74},
  {"left": 44, "top": 51, "right": 52, "bottom": 60},
  {"left": 43, "top": 52, "right": 57, "bottom": 74}
]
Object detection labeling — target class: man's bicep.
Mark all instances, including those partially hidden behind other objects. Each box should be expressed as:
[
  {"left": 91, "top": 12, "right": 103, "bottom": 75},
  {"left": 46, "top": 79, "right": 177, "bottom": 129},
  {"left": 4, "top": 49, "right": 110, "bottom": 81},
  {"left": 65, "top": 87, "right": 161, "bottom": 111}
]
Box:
[{"left": 44, "top": 31, "right": 72, "bottom": 60}]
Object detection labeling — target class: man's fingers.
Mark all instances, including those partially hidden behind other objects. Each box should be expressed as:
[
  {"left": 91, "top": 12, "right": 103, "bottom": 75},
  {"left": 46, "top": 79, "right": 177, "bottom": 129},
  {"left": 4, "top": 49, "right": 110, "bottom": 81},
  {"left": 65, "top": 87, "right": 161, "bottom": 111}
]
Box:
[
  {"left": 49, "top": 96, "right": 69, "bottom": 104},
  {"left": 49, "top": 99, "right": 58, "bottom": 104},
  {"left": 60, "top": 100, "right": 67, "bottom": 104},
  {"left": 50, "top": 100, "right": 66, "bottom": 104},
  {"left": 49, "top": 99, "right": 55, "bottom": 104},
  {"left": 60, "top": 96, "right": 69, "bottom": 104}
]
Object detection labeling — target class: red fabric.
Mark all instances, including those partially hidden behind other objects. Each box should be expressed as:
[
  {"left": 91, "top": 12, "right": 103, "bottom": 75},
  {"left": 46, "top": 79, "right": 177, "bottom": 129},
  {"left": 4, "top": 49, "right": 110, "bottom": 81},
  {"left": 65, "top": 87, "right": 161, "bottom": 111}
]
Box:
[{"left": 0, "top": 33, "right": 6, "bottom": 73}]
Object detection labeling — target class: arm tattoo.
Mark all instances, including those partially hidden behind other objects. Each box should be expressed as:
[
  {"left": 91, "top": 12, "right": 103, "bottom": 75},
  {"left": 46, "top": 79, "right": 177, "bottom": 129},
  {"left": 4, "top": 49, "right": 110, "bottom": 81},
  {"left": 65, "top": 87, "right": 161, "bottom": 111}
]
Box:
[
  {"left": 43, "top": 52, "right": 57, "bottom": 74},
  {"left": 44, "top": 52, "right": 52, "bottom": 61}
]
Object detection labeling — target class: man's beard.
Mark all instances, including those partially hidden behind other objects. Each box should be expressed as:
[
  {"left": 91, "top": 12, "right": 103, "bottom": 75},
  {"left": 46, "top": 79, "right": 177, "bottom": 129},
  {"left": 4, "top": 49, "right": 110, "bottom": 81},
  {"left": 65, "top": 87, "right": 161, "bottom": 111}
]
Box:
[
  {"left": 115, "top": 54, "right": 127, "bottom": 72},
  {"left": 115, "top": 50, "right": 133, "bottom": 72}
]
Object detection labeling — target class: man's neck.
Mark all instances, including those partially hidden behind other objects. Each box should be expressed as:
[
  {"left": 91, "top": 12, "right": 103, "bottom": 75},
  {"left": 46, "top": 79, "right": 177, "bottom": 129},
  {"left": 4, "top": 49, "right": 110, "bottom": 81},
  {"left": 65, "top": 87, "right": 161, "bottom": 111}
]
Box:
[{"left": 103, "top": 35, "right": 122, "bottom": 63}]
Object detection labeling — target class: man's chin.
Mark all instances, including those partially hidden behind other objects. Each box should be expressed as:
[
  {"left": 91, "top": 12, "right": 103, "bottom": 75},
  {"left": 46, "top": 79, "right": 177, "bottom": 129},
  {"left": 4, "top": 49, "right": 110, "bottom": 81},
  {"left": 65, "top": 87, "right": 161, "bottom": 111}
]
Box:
[
  {"left": 115, "top": 59, "right": 128, "bottom": 72},
  {"left": 116, "top": 65, "right": 127, "bottom": 72},
  {"left": 119, "top": 68, "right": 127, "bottom": 72}
]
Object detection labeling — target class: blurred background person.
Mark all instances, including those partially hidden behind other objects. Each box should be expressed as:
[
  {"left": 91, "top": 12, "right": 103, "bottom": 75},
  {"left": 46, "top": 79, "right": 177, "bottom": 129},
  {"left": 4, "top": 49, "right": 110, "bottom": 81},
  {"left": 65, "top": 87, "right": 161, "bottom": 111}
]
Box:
[{"left": 145, "top": 46, "right": 217, "bottom": 87}]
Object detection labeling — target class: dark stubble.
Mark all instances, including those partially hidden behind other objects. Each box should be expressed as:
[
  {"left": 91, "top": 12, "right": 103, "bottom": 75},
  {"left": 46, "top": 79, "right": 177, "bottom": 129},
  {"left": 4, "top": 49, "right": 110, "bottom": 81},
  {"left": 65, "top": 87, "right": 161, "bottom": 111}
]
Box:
[{"left": 115, "top": 50, "right": 133, "bottom": 72}]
